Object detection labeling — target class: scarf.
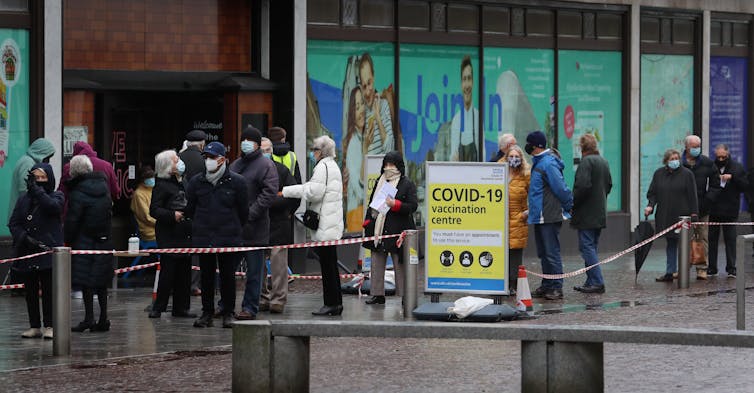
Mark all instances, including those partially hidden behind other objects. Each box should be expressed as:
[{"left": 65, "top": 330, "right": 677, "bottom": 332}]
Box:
[
  {"left": 373, "top": 168, "right": 401, "bottom": 246},
  {"left": 205, "top": 163, "right": 226, "bottom": 186}
]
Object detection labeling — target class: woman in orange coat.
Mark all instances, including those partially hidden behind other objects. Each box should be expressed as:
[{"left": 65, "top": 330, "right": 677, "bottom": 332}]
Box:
[{"left": 500, "top": 145, "right": 530, "bottom": 292}]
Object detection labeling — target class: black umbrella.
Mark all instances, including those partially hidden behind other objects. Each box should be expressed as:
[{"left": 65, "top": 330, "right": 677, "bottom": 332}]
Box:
[{"left": 633, "top": 218, "right": 655, "bottom": 281}]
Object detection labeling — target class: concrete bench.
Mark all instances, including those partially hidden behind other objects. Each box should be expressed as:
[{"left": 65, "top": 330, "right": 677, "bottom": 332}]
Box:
[{"left": 232, "top": 320, "right": 754, "bottom": 393}]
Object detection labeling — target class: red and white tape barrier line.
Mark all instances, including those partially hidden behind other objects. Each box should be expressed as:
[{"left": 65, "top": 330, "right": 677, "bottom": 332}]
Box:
[
  {"left": 0, "top": 283, "right": 25, "bottom": 290},
  {"left": 527, "top": 220, "right": 684, "bottom": 280},
  {"left": 693, "top": 221, "right": 754, "bottom": 226},
  {"left": 0, "top": 250, "right": 53, "bottom": 265},
  {"left": 114, "top": 262, "right": 161, "bottom": 274}
]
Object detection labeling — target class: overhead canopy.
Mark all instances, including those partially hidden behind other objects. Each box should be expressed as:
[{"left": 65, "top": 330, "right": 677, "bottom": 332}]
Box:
[{"left": 63, "top": 70, "right": 277, "bottom": 92}]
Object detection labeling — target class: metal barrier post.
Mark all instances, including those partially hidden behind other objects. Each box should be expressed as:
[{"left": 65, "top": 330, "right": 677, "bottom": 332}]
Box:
[
  {"left": 678, "top": 216, "right": 691, "bottom": 289},
  {"left": 402, "top": 230, "right": 419, "bottom": 319},
  {"left": 736, "top": 234, "right": 754, "bottom": 330},
  {"left": 53, "top": 247, "right": 71, "bottom": 356}
]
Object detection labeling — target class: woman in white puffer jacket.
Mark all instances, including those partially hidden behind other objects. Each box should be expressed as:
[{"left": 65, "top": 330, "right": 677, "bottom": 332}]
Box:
[{"left": 282, "top": 135, "right": 344, "bottom": 316}]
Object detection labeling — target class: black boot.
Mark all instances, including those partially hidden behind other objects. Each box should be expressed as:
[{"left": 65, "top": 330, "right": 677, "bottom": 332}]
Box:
[
  {"left": 71, "top": 321, "right": 93, "bottom": 332},
  {"left": 312, "top": 305, "right": 343, "bottom": 316},
  {"left": 365, "top": 296, "right": 385, "bottom": 305}
]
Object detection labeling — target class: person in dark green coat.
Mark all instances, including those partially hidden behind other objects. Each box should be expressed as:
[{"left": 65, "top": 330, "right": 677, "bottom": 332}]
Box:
[{"left": 570, "top": 134, "right": 612, "bottom": 293}]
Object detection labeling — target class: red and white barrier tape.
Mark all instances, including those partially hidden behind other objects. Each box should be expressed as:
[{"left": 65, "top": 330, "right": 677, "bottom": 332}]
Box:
[
  {"left": 113, "top": 262, "right": 160, "bottom": 274},
  {"left": 0, "top": 283, "right": 25, "bottom": 290},
  {"left": 0, "top": 250, "right": 53, "bottom": 265},
  {"left": 693, "top": 221, "right": 754, "bottom": 226},
  {"left": 526, "top": 220, "right": 684, "bottom": 280}
]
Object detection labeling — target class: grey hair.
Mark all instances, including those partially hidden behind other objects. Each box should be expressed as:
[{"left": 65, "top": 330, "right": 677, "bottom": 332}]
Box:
[
  {"left": 69, "top": 155, "right": 93, "bottom": 178},
  {"left": 260, "top": 137, "right": 272, "bottom": 154},
  {"left": 155, "top": 149, "right": 177, "bottom": 179},
  {"left": 662, "top": 148, "right": 681, "bottom": 165},
  {"left": 312, "top": 135, "right": 336, "bottom": 158},
  {"left": 684, "top": 134, "right": 701, "bottom": 146},
  {"left": 714, "top": 143, "right": 730, "bottom": 153},
  {"left": 498, "top": 133, "right": 516, "bottom": 150}
]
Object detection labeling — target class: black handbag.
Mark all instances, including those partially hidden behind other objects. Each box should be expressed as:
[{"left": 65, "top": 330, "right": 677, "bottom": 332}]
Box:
[{"left": 302, "top": 162, "right": 329, "bottom": 231}]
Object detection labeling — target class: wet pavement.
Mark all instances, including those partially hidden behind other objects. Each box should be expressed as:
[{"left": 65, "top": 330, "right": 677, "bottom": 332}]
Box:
[{"left": 3, "top": 244, "right": 754, "bottom": 392}]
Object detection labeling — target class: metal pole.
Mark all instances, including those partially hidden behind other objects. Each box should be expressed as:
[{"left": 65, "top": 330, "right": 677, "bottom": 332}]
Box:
[
  {"left": 678, "top": 216, "right": 691, "bottom": 289},
  {"left": 402, "top": 230, "right": 419, "bottom": 319},
  {"left": 736, "top": 234, "right": 754, "bottom": 330},
  {"left": 53, "top": 247, "right": 71, "bottom": 356}
]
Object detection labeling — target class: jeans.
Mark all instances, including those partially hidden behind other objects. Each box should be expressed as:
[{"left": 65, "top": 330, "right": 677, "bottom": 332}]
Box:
[
  {"left": 665, "top": 236, "right": 679, "bottom": 275},
  {"left": 534, "top": 222, "right": 563, "bottom": 289},
  {"left": 578, "top": 228, "right": 604, "bottom": 287},
  {"left": 241, "top": 250, "right": 265, "bottom": 315}
]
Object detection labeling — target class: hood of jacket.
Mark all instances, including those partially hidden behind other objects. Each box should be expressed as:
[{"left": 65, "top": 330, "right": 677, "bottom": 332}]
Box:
[
  {"left": 272, "top": 142, "right": 292, "bottom": 157},
  {"left": 381, "top": 151, "right": 406, "bottom": 176},
  {"left": 68, "top": 172, "right": 109, "bottom": 198},
  {"left": 30, "top": 162, "right": 56, "bottom": 193},
  {"left": 72, "top": 141, "right": 97, "bottom": 158},
  {"left": 26, "top": 138, "right": 56, "bottom": 163},
  {"left": 532, "top": 149, "right": 564, "bottom": 172}
]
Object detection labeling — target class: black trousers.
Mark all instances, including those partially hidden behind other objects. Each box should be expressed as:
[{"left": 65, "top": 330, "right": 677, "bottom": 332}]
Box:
[
  {"left": 21, "top": 269, "right": 52, "bottom": 328},
  {"left": 199, "top": 253, "right": 242, "bottom": 316},
  {"left": 315, "top": 246, "right": 342, "bottom": 307},
  {"left": 153, "top": 254, "right": 192, "bottom": 313},
  {"left": 709, "top": 215, "right": 738, "bottom": 274},
  {"left": 509, "top": 249, "right": 523, "bottom": 290}
]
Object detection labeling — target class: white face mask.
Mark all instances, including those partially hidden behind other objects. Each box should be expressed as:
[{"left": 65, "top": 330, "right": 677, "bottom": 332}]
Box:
[
  {"left": 176, "top": 159, "right": 186, "bottom": 175},
  {"left": 205, "top": 158, "right": 220, "bottom": 173},
  {"left": 241, "top": 140, "right": 256, "bottom": 154}
]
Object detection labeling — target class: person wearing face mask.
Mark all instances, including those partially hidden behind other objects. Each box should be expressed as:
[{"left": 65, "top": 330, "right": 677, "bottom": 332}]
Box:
[
  {"left": 681, "top": 135, "right": 720, "bottom": 280},
  {"left": 490, "top": 133, "right": 517, "bottom": 163},
  {"left": 499, "top": 145, "right": 529, "bottom": 293},
  {"left": 645, "top": 149, "right": 698, "bottom": 282},
  {"left": 229, "top": 126, "right": 279, "bottom": 321},
  {"left": 148, "top": 150, "right": 196, "bottom": 319},
  {"left": 282, "top": 136, "right": 344, "bottom": 316},
  {"left": 707, "top": 144, "right": 748, "bottom": 278},
  {"left": 571, "top": 134, "right": 612, "bottom": 294},
  {"left": 362, "top": 151, "right": 418, "bottom": 305},
  {"left": 8, "top": 163, "right": 64, "bottom": 339},
  {"left": 524, "top": 131, "right": 573, "bottom": 301},
  {"left": 130, "top": 166, "right": 157, "bottom": 245},
  {"left": 257, "top": 137, "right": 300, "bottom": 313},
  {"left": 185, "top": 142, "right": 249, "bottom": 328}
]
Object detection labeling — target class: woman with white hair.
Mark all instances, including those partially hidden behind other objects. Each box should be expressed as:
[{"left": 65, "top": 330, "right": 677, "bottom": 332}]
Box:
[
  {"left": 148, "top": 150, "right": 195, "bottom": 319},
  {"left": 65, "top": 154, "right": 114, "bottom": 332},
  {"left": 282, "top": 135, "right": 344, "bottom": 316}
]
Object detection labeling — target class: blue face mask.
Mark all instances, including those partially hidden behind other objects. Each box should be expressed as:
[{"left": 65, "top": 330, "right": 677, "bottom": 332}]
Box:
[
  {"left": 263, "top": 153, "right": 272, "bottom": 159},
  {"left": 176, "top": 159, "right": 186, "bottom": 175},
  {"left": 144, "top": 178, "right": 155, "bottom": 187},
  {"left": 308, "top": 151, "right": 316, "bottom": 162},
  {"left": 689, "top": 147, "right": 701, "bottom": 157},
  {"left": 668, "top": 159, "right": 681, "bottom": 170},
  {"left": 241, "top": 140, "right": 257, "bottom": 154}
]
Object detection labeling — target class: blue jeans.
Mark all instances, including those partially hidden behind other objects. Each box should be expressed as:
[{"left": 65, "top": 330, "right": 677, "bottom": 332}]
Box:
[
  {"left": 241, "top": 250, "right": 265, "bottom": 315},
  {"left": 534, "top": 222, "right": 563, "bottom": 289},
  {"left": 578, "top": 228, "right": 604, "bottom": 287},
  {"left": 666, "top": 236, "right": 678, "bottom": 275}
]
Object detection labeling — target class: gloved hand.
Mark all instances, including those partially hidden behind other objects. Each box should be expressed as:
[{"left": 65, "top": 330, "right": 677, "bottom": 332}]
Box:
[
  {"left": 25, "top": 235, "right": 51, "bottom": 252},
  {"left": 25, "top": 171, "right": 37, "bottom": 191}
]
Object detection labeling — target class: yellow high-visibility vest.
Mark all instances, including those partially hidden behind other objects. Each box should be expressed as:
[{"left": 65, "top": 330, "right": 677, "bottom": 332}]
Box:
[{"left": 272, "top": 151, "right": 297, "bottom": 176}]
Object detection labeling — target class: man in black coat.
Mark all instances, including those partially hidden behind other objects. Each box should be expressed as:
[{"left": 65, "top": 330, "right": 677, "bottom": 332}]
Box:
[
  {"left": 708, "top": 144, "right": 748, "bottom": 277},
  {"left": 179, "top": 129, "right": 207, "bottom": 295},
  {"left": 258, "top": 137, "right": 300, "bottom": 313},
  {"left": 185, "top": 142, "right": 249, "bottom": 328},
  {"left": 682, "top": 135, "right": 720, "bottom": 280}
]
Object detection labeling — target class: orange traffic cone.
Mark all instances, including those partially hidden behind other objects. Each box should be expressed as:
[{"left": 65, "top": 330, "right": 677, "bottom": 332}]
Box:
[
  {"left": 152, "top": 264, "right": 161, "bottom": 301},
  {"left": 515, "top": 265, "right": 533, "bottom": 312}
]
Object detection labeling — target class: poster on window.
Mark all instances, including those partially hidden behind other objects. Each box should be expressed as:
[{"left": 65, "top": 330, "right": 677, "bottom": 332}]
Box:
[
  {"left": 709, "top": 56, "right": 747, "bottom": 166},
  {"left": 558, "top": 50, "right": 623, "bottom": 211},
  {"left": 306, "top": 40, "right": 396, "bottom": 232},
  {"left": 640, "top": 54, "right": 694, "bottom": 218},
  {"left": 483, "top": 48, "right": 554, "bottom": 162},
  {"left": 399, "top": 44, "right": 480, "bottom": 225},
  {"left": 0, "top": 29, "right": 29, "bottom": 236}
]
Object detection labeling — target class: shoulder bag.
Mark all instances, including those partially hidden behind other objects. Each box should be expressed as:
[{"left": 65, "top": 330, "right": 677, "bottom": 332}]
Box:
[{"left": 302, "top": 162, "right": 329, "bottom": 230}]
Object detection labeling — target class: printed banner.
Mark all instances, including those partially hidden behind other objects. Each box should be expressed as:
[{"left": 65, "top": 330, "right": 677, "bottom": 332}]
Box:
[
  {"left": 640, "top": 54, "right": 694, "bottom": 217},
  {"left": 483, "top": 48, "right": 554, "bottom": 161},
  {"left": 558, "top": 50, "right": 622, "bottom": 211},
  {"left": 425, "top": 162, "right": 508, "bottom": 294},
  {"left": 709, "top": 56, "right": 747, "bottom": 166},
  {"left": 0, "top": 29, "right": 29, "bottom": 237},
  {"left": 306, "top": 40, "right": 396, "bottom": 232}
]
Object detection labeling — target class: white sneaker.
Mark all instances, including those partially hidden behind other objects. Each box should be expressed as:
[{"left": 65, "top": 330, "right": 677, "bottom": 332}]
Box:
[
  {"left": 21, "top": 328, "right": 42, "bottom": 338},
  {"left": 43, "top": 327, "right": 53, "bottom": 340},
  {"left": 72, "top": 290, "right": 83, "bottom": 299}
]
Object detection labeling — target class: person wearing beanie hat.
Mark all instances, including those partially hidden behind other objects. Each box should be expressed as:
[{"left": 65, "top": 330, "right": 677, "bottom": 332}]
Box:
[
  {"left": 525, "top": 130, "right": 573, "bottom": 300},
  {"left": 185, "top": 140, "right": 249, "bottom": 329},
  {"left": 230, "top": 125, "right": 279, "bottom": 321}
]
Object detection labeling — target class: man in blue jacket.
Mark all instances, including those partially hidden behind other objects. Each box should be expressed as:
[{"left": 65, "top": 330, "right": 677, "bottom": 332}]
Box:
[
  {"left": 525, "top": 131, "right": 573, "bottom": 300},
  {"left": 185, "top": 142, "right": 249, "bottom": 329}
]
